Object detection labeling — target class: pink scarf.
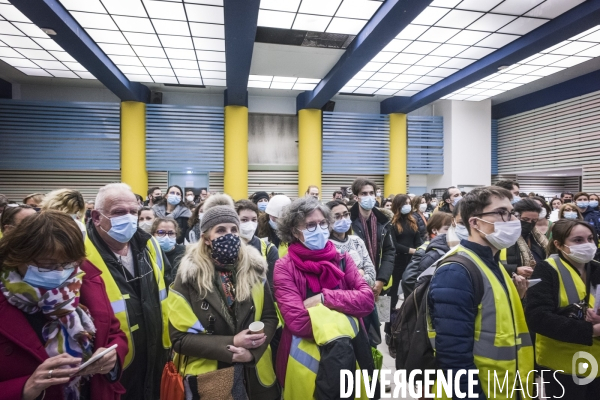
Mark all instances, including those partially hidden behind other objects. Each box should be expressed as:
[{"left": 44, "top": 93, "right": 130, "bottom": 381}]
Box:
[{"left": 288, "top": 241, "right": 345, "bottom": 293}]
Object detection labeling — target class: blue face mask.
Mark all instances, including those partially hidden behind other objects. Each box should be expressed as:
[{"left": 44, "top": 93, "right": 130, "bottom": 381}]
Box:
[
  {"left": 401, "top": 205, "right": 412, "bottom": 214},
  {"left": 333, "top": 218, "right": 351, "bottom": 233},
  {"left": 511, "top": 196, "right": 521, "bottom": 204},
  {"left": 101, "top": 213, "right": 138, "bottom": 243},
  {"left": 167, "top": 194, "right": 181, "bottom": 205},
  {"left": 564, "top": 211, "right": 578, "bottom": 220},
  {"left": 301, "top": 226, "right": 330, "bottom": 251},
  {"left": 590, "top": 200, "right": 599, "bottom": 208},
  {"left": 157, "top": 235, "right": 176, "bottom": 252},
  {"left": 258, "top": 202, "right": 268, "bottom": 212},
  {"left": 268, "top": 219, "right": 278, "bottom": 230},
  {"left": 23, "top": 266, "right": 73, "bottom": 290},
  {"left": 455, "top": 224, "right": 469, "bottom": 241},
  {"left": 576, "top": 201, "right": 589, "bottom": 209},
  {"left": 452, "top": 196, "right": 462, "bottom": 206},
  {"left": 360, "top": 195, "right": 376, "bottom": 211}
]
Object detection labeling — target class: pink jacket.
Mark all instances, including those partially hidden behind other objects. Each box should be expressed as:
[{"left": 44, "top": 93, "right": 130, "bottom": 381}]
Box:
[{"left": 273, "top": 251, "right": 374, "bottom": 385}]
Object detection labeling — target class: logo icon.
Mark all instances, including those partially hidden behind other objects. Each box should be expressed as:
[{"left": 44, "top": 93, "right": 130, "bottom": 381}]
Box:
[{"left": 572, "top": 351, "right": 598, "bottom": 385}]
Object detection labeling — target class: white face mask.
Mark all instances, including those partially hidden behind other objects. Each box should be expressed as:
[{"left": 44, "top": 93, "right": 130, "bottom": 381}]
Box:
[
  {"left": 239, "top": 221, "right": 258, "bottom": 240},
  {"left": 563, "top": 243, "right": 596, "bottom": 264},
  {"left": 419, "top": 203, "right": 427, "bottom": 213},
  {"left": 539, "top": 208, "right": 547, "bottom": 219},
  {"left": 430, "top": 200, "right": 438, "bottom": 208},
  {"left": 455, "top": 224, "right": 469, "bottom": 241},
  {"left": 139, "top": 221, "right": 153, "bottom": 233},
  {"left": 186, "top": 195, "right": 195, "bottom": 202},
  {"left": 475, "top": 218, "right": 522, "bottom": 250}
]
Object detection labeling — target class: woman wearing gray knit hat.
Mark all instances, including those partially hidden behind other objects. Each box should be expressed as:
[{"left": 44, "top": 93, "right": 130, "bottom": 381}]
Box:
[{"left": 167, "top": 194, "right": 280, "bottom": 399}]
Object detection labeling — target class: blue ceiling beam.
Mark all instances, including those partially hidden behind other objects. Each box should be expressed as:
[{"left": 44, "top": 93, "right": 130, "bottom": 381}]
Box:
[
  {"left": 492, "top": 69, "right": 600, "bottom": 119},
  {"left": 296, "top": 0, "right": 433, "bottom": 112},
  {"left": 10, "top": 0, "right": 149, "bottom": 102},
  {"left": 223, "top": 0, "right": 260, "bottom": 107},
  {"left": 381, "top": 0, "right": 600, "bottom": 114}
]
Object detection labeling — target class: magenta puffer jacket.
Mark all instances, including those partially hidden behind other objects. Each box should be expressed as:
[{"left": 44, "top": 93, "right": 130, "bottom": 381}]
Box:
[{"left": 273, "top": 251, "right": 374, "bottom": 385}]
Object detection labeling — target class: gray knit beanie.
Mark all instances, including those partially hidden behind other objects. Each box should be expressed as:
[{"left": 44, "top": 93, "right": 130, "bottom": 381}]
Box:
[{"left": 200, "top": 193, "right": 239, "bottom": 233}]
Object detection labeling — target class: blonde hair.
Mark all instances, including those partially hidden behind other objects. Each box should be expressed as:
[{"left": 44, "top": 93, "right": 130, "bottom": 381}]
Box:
[
  {"left": 178, "top": 231, "right": 265, "bottom": 302},
  {"left": 40, "top": 189, "right": 85, "bottom": 217}
]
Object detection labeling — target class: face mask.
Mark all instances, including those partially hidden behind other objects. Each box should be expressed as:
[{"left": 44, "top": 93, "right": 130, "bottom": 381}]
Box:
[
  {"left": 301, "top": 225, "right": 330, "bottom": 251},
  {"left": 564, "top": 211, "right": 578, "bottom": 220},
  {"left": 333, "top": 218, "right": 351, "bottom": 233},
  {"left": 258, "top": 202, "right": 268, "bottom": 212},
  {"left": 268, "top": 219, "right": 278, "bottom": 230},
  {"left": 198, "top": 212, "right": 204, "bottom": 221},
  {"left": 511, "top": 197, "right": 521, "bottom": 204},
  {"left": 23, "top": 266, "right": 73, "bottom": 290},
  {"left": 430, "top": 201, "right": 438, "bottom": 208},
  {"left": 101, "top": 213, "right": 138, "bottom": 243},
  {"left": 239, "top": 221, "right": 258, "bottom": 240},
  {"left": 475, "top": 218, "right": 521, "bottom": 250},
  {"left": 539, "top": 208, "right": 547, "bottom": 219},
  {"left": 139, "top": 221, "right": 153, "bottom": 233},
  {"left": 211, "top": 233, "right": 241, "bottom": 265},
  {"left": 401, "top": 205, "right": 412, "bottom": 214},
  {"left": 563, "top": 243, "right": 597, "bottom": 264},
  {"left": 564, "top": 199, "right": 571, "bottom": 203},
  {"left": 452, "top": 196, "right": 462, "bottom": 206},
  {"left": 520, "top": 220, "right": 535, "bottom": 237},
  {"left": 590, "top": 200, "right": 599, "bottom": 208},
  {"left": 376, "top": 191, "right": 382, "bottom": 197},
  {"left": 186, "top": 195, "right": 195, "bottom": 202},
  {"left": 153, "top": 195, "right": 163, "bottom": 203},
  {"left": 419, "top": 203, "right": 427, "bottom": 213},
  {"left": 455, "top": 224, "right": 469, "bottom": 241},
  {"left": 576, "top": 201, "right": 589, "bottom": 209},
  {"left": 157, "top": 235, "right": 176, "bottom": 252},
  {"left": 360, "top": 195, "right": 376, "bottom": 211},
  {"left": 167, "top": 194, "right": 181, "bottom": 205}
]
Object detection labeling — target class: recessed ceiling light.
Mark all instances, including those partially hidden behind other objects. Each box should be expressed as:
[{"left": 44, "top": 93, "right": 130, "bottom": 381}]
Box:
[
  {"left": 41, "top": 28, "right": 57, "bottom": 36},
  {"left": 497, "top": 65, "right": 510, "bottom": 70}
]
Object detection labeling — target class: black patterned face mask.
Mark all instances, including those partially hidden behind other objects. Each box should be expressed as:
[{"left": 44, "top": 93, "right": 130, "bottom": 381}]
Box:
[{"left": 210, "top": 233, "right": 241, "bottom": 265}]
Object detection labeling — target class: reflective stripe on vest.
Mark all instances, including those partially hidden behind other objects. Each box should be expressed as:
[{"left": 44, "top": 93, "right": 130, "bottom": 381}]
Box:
[
  {"left": 428, "top": 245, "right": 534, "bottom": 400},
  {"left": 85, "top": 234, "right": 170, "bottom": 369},
  {"left": 536, "top": 255, "right": 600, "bottom": 376},
  {"left": 499, "top": 248, "right": 507, "bottom": 267}
]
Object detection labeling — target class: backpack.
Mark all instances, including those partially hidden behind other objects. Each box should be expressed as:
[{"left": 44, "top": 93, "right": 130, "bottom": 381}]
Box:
[{"left": 390, "top": 255, "right": 484, "bottom": 373}]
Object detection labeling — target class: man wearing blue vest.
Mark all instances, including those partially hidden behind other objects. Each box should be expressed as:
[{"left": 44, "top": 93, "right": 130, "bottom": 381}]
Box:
[
  {"left": 87, "top": 183, "right": 170, "bottom": 400},
  {"left": 428, "top": 186, "right": 533, "bottom": 399}
]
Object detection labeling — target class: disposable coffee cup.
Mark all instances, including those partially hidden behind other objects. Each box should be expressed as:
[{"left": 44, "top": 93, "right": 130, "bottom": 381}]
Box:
[{"left": 249, "top": 321, "right": 264, "bottom": 334}]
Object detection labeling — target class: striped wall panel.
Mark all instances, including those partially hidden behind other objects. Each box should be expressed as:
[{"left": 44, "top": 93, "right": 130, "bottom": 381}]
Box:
[
  {"left": 322, "top": 112, "right": 389, "bottom": 174},
  {"left": 208, "top": 172, "right": 224, "bottom": 194},
  {"left": 146, "top": 104, "right": 224, "bottom": 173},
  {"left": 497, "top": 90, "right": 600, "bottom": 174},
  {"left": 491, "top": 119, "right": 498, "bottom": 175},
  {"left": 0, "top": 170, "right": 121, "bottom": 202},
  {"left": 493, "top": 175, "right": 580, "bottom": 198},
  {"left": 0, "top": 100, "right": 120, "bottom": 170},
  {"left": 148, "top": 172, "right": 168, "bottom": 192},
  {"left": 582, "top": 165, "right": 600, "bottom": 193},
  {"left": 407, "top": 116, "right": 443, "bottom": 174}
]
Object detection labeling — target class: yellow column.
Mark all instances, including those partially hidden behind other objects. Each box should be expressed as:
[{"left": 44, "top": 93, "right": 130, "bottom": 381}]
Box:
[
  {"left": 224, "top": 105, "right": 248, "bottom": 200},
  {"left": 120, "top": 101, "right": 147, "bottom": 196},
  {"left": 385, "top": 113, "right": 407, "bottom": 197},
  {"left": 298, "top": 109, "right": 322, "bottom": 198}
]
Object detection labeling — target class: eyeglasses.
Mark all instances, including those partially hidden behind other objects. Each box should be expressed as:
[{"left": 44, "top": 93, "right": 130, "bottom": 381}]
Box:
[
  {"left": 303, "top": 220, "right": 329, "bottom": 232},
  {"left": 333, "top": 212, "right": 350, "bottom": 221},
  {"left": 474, "top": 209, "right": 516, "bottom": 222},
  {"left": 155, "top": 230, "right": 176, "bottom": 238},
  {"left": 119, "top": 254, "right": 153, "bottom": 282},
  {"left": 32, "top": 261, "right": 78, "bottom": 272}
]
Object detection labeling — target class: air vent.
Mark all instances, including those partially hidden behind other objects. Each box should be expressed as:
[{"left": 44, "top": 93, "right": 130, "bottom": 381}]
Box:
[{"left": 256, "top": 27, "right": 354, "bottom": 49}]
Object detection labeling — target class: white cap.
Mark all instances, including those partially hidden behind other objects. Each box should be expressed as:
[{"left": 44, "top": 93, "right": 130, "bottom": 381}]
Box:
[{"left": 265, "top": 195, "right": 291, "bottom": 218}]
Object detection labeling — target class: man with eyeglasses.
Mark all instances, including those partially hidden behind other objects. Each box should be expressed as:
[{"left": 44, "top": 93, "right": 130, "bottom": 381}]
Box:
[
  {"left": 86, "top": 183, "right": 171, "bottom": 400},
  {"left": 499, "top": 198, "right": 548, "bottom": 280},
  {"left": 428, "top": 186, "right": 533, "bottom": 399}
]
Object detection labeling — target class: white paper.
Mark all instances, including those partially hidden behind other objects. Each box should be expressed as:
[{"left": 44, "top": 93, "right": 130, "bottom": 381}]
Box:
[{"left": 528, "top": 278, "right": 541, "bottom": 288}]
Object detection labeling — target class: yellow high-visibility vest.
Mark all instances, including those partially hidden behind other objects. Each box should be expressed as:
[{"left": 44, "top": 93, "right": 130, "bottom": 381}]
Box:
[
  {"left": 428, "top": 245, "right": 534, "bottom": 400},
  {"left": 536, "top": 254, "right": 600, "bottom": 376},
  {"left": 283, "top": 304, "right": 368, "bottom": 400},
  {"left": 85, "top": 234, "right": 170, "bottom": 369},
  {"left": 168, "top": 281, "right": 277, "bottom": 388}
]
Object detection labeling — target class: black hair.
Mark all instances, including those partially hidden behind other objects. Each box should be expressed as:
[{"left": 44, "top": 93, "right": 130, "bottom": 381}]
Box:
[
  {"left": 495, "top": 180, "right": 520, "bottom": 191},
  {"left": 461, "top": 186, "right": 513, "bottom": 234},
  {"left": 513, "top": 198, "right": 542, "bottom": 214},
  {"left": 147, "top": 186, "right": 160, "bottom": 196}
]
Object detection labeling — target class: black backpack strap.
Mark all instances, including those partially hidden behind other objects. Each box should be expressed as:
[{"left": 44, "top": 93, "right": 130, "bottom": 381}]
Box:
[{"left": 440, "top": 254, "right": 484, "bottom": 305}]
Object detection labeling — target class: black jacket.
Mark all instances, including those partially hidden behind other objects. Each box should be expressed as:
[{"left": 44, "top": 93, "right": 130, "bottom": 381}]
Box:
[
  {"left": 165, "top": 243, "right": 186, "bottom": 286},
  {"left": 247, "top": 236, "right": 279, "bottom": 293},
  {"left": 503, "top": 233, "right": 546, "bottom": 275},
  {"left": 413, "top": 212, "right": 428, "bottom": 243},
  {"left": 350, "top": 203, "right": 395, "bottom": 285},
  {"left": 526, "top": 257, "right": 600, "bottom": 348},
  {"left": 86, "top": 222, "right": 169, "bottom": 400},
  {"left": 402, "top": 233, "right": 450, "bottom": 297}
]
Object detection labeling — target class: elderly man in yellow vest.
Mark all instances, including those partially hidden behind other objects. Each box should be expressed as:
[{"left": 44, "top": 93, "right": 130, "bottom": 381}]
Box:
[
  {"left": 428, "top": 186, "right": 533, "bottom": 399},
  {"left": 86, "top": 183, "right": 170, "bottom": 400}
]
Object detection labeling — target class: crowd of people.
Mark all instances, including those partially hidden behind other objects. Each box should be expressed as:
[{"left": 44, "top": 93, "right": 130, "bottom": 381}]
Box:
[{"left": 0, "top": 178, "right": 599, "bottom": 399}]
